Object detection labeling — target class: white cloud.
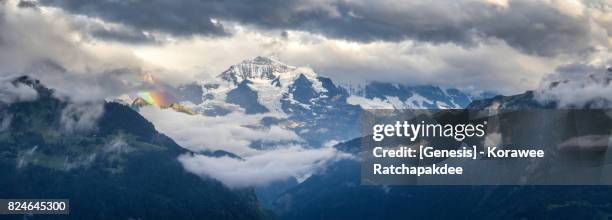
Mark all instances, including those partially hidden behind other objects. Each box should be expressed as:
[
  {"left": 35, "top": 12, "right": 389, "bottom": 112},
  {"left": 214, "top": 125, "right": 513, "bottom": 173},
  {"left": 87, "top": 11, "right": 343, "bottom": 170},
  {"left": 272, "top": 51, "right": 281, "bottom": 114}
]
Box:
[
  {"left": 0, "top": 75, "right": 38, "bottom": 104},
  {"left": 60, "top": 102, "right": 104, "bottom": 133},
  {"left": 139, "top": 105, "right": 351, "bottom": 187},
  {"left": 482, "top": 0, "right": 510, "bottom": 8},
  {"left": 549, "top": 0, "right": 585, "bottom": 17},
  {"left": 0, "top": 112, "right": 12, "bottom": 132},
  {"left": 178, "top": 145, "right": 350, "bottom": 188},
  {"left": 535, "top": 63, "right": 612, "bottom": 107},
  {"left": 139, "top": 106, "right": 301, "bottom": 156},
  {"left": 0, "top": 1, "right": 159, "bottom": 102},
  {"left": 0, "top": 1, "right": 142, "bottom": 74},
  {"left": 125, "top": 22, "right": 575, "bottom": 94},
  {"left": 2, "top": 0, "right": 610, "bottom": 189},
  {"left": 2, "top": 0, "right": 610, "bottom": 97}
]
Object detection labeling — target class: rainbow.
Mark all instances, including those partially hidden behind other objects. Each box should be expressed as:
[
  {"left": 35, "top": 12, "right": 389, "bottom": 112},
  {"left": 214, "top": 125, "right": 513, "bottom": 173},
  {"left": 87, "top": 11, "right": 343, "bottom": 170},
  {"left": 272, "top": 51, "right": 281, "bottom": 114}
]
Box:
[{"left": 137, "top": 91, "right": 170, "bottom": 107}]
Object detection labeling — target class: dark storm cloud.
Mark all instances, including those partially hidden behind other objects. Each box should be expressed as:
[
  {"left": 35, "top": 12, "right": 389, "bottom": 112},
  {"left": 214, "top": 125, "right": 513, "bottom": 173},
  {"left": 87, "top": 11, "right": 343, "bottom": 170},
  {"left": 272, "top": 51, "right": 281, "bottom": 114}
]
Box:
[
  {"left": 17, "top": 0, "right": 36, "bottom": 8},
  {"left": 38, "top": 0, "right": 606, "bottom": 57},
  {"left": 285, "top": 0, "right": 596, "bottom": 56},
  {"left": 89, "top": 28, "right": 158, "bottom": 44},
  {"left": 39, "top": 0, "right": 231, "bottom": 37},
  {"left": 473, "top": 1, "right": 595, "bottom": 57}
]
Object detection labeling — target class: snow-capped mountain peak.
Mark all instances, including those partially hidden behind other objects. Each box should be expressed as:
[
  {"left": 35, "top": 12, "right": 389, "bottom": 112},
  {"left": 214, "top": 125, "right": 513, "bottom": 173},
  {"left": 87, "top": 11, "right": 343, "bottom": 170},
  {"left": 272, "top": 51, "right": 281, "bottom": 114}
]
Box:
[
  {"left": 219, "top": 56, "right": 297, "bottom": 84},
  {"left": 218, "top": 56, "right": 323, "bottom": 89},
  {"left": 208, "top": 56, "right": 327, "bottom": 114}
]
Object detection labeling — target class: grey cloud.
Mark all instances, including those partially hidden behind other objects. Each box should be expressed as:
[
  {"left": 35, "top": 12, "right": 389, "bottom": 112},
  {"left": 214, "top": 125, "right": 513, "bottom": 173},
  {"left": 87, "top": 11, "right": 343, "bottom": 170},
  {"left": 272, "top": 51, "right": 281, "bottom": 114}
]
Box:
[
  {"left": 39, "top": 0, "right": 229, "bottom": 38},
  {"left": 38, "top": 0, "right": 609, "bottom": 57},
  {"left": 60, "top": 102, "right": 105, "bottom": 134},
  {"left": 472, "top": 1, "right": 595, "bottom": 56},
  {"left": 22, "top": 62, "right": 155, "bottom": 102},
  {"left": 554, "top": 63, "right": 604, "bottom": 77},
  {"left": 536, "top": 63, "right": 612, "bottom": 107},
  {"left": 0, "top": 1, "right": 176, "bottom": 102},
  {"left": 0, "top": 76, "right": 38, "bottom": 104},
  {"left": 61, "top": 153, "right": 97, "bottom": 171},
  {"left": 17, "top": 0, "right": 36, "bottom": 8},
  {"left": 0, "top": 111, "right": 12, "bottom": 132},
  {"left": 277, "top": 37, "right": 553, "bottom": 94},
  {"left": 0, "top": 2, "right": 142, "bottom": 75},
  {"left": 65, "top": 13, "right": 161, "bottom": 44},
  {"left": 89, "top": 28, "right": 158, "bottom": 44},
  {"left": 558, "top": 135, "right": 610, "bottom": 152},
  {"left": 16, "top": 146, "right": 38, "bottom": 169},
  {"left": 103, "top": 137, "right": 131, "bottom": 155}
]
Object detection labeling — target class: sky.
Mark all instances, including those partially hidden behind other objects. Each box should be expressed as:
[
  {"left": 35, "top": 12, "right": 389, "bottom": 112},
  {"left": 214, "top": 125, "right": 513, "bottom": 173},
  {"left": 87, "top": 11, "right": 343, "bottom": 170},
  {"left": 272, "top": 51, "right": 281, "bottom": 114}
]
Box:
[
  {"left": 0, "top": 0, "right": 610, "bottom": 95},
  {"left": 1, "top": 0, "right": 612, "bottom": 188}
]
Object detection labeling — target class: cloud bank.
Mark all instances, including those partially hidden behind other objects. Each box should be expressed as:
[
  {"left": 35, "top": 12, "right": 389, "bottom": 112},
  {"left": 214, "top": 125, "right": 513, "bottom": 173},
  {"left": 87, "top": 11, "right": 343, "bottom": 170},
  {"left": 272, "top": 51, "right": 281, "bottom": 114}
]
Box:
[
  {"left": 38, "top": 0, "right": 610, "bottom": 57},
  {"left": 536, "top": 63, "right": 612, "bottom": 107},
  {"left": 178, "top": 146, "right": 349, "bottom": 188},
  {"left": 0, "top": 76, "right": 38, "bottom": 104},
  {"left": 139, "top": 106, "right": 301, "bottom": 156},
  {"left": 139, "top": 106, "right": 350, "bottom": 187},
  {"left": 0, "top": 0, "right": 609, "bottom": 95}
]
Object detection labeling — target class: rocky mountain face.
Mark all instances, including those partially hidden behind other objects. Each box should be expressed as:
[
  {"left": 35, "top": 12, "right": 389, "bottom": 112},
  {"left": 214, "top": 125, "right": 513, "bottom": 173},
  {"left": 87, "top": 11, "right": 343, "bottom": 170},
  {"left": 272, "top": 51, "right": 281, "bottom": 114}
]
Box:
[{"left": 0, "top": 76, "right": 271, "bottom": 219}]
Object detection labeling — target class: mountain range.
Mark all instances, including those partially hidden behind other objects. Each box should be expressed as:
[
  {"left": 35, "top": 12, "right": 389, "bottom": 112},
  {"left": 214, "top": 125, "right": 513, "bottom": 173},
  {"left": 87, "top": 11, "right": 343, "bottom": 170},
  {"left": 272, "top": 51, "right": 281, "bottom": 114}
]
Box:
[
  {"left": 3, "top": 57, "right": 610, "bottom": 219},
  {"left": 119, "top": 56, "right": 492, "bottom": 147}
]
